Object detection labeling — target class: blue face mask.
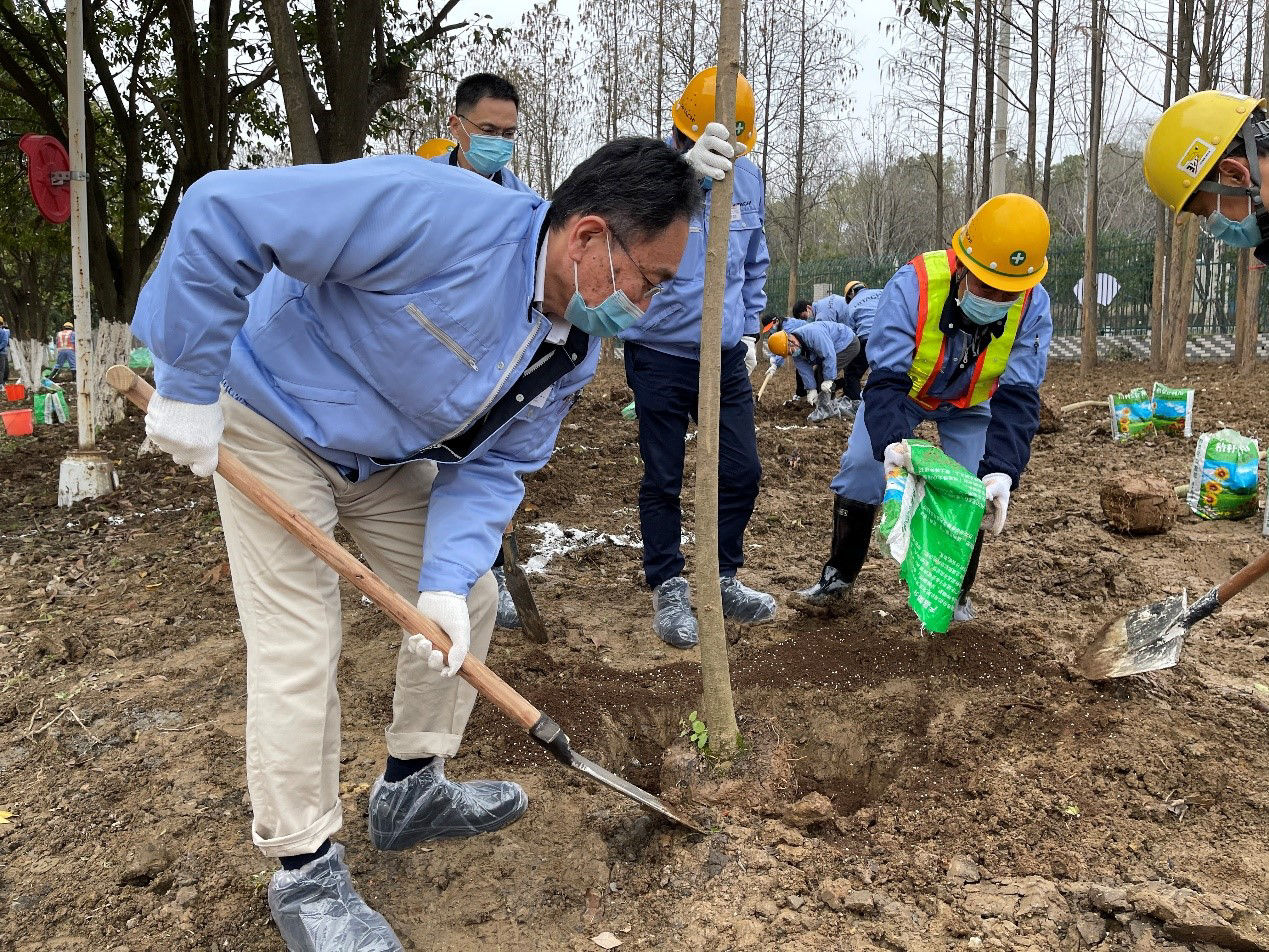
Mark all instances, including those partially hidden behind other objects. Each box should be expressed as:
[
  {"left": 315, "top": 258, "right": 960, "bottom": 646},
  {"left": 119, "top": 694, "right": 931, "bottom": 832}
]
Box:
[
  {"left": 1204, "top": 206, "right": 1265, "bottom": 248},
  {"left": 459, "top": 119, "right": 515, "bottom": 176},
  {"left": 564, "top": 233, "right": 644, "bottom": 337},
  {"left": 959, "top": 288, "right": 1016, "bottom": 325}
]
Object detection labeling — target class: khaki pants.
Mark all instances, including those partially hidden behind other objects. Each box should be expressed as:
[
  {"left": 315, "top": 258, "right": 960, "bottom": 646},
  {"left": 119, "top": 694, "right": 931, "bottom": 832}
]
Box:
[{"left": 212, "top": 395, "right": 497, "bottom": 857}]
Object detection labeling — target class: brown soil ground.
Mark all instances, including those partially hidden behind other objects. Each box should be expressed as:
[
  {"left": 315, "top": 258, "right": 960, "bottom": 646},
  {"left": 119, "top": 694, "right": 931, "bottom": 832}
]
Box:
[{"left": 1, "top": 361, "right": 1267, "bottom": 952}]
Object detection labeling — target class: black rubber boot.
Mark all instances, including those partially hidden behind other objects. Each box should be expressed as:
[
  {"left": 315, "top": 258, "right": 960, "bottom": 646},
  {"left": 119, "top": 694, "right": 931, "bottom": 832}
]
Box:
[
  {"left": 791, "top": 496, "right": 877, "bottom": 612},
  {"left": 953, "top": 530, "right": 985, "bottom": 622}
]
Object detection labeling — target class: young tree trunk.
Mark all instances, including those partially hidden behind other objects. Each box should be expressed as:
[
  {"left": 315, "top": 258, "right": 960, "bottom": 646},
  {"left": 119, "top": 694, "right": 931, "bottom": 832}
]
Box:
[
  {"left": 785, "top": 0, "right": 808, "bottom": 312},
  {"left": 936, "top": 28, "right": 949, "bottom": 242},
  {"left": 1026, "top": 0, "right": 1040, "bottom": 195},
  {"left": 1040, "top": 0, "right": 1058, "bottom": 205},
  {"left": 1079, "top": 0, "right": 1102, "bottom": 375},
  {"left": 695, "top": 0, "right": 743, "bottom": 757},
  {"left": 1232, "top": 0, "right": 1258, "bottom": 372},
  {"left": 991, "top": 0, "right": 1011, "bottom": 197},
  {"left": 978, "top": 3, "right": 996, "bottom": 206},
  {"left": 1151, "top": 0, "right": 1175, "bottom": 369},
  {"left": 966, "top": 0, "right": 981, "bottom": 220},
  {"left": 261, "top": 0, "right": 323, "bottom": 164},
  {"left": 1165, "top": 215, "right": 1199, "bottom": 374}
]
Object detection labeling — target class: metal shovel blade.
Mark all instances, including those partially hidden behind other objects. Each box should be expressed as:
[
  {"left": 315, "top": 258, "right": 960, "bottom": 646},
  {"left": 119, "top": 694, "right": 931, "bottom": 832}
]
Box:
[
  {"left": 530, "top": 714, "right": 705, "bottom": 833},
  {"left": 1079, "top": 590, "right": 1189, "bottom": 680}
]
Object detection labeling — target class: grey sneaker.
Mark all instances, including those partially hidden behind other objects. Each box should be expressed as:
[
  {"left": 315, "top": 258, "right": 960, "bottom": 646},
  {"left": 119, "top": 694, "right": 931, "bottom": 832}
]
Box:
[
  {"left": 720, "top": 576, "right": 777, "bottom": 623},
  {"left": 651, "top": 577, "right": 698, "bottom": 648},
  {"left": 953, "top": 595, "right": 975, "bottom": 622},
  {"left": 368, "top": 760, "right": 527, "bottom": 851},
  {"left": 268, "top": 842, "right": 403, "bottom": 952},
  {"left": 789, "top": 565, "right": 854, "bottom": 612},
  {"left": 491, "top": 568, "right": 521, "bottom": 630}
]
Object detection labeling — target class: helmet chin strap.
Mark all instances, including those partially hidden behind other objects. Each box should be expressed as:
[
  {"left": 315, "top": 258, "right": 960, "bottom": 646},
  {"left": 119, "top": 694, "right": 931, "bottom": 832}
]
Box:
[{"left": 1196, "top": 118, "right": 1269, "bottom": 242}]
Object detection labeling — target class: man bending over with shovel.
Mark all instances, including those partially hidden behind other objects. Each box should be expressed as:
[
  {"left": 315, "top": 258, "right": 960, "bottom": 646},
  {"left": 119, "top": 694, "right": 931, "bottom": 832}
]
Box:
[
  {"left": 131, "top": 139, "right": 700, "bottom": 950},
  {"left": 791, "top": 194, "right": 1054, "bottom": 621}
]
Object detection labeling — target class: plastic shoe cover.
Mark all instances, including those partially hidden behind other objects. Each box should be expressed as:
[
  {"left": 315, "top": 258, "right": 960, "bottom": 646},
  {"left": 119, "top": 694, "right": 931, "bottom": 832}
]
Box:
[
  {"left": 651, "top": 577, "right": 698, "bottom": 648},
  {"left": 720, "top": 576, "right": 777, "bottom": 623},
  {"left": 268, "top": 842, "right": 403, "bottom": 952},
  {"left": 491, "top": 568, "right": 521, "bottom": 630},
  {"left": 368, "top": 760, "right": 528, "bottom": 850},
  {"left": 953, "top": 595, "right": 975, "bottom": 622},
  {"left": 792, "top": 565, "right": 853, "bottom": 607},
  {"left": 830, "top": 398, "right": 857, "bottom": 419}
]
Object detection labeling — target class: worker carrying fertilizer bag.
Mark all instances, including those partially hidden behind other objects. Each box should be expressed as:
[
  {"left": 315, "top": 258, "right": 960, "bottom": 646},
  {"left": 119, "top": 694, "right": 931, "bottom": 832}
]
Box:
[
  {"left": 619, "top": 66, "right": 777, "bottom": 649},
  {"left": 790, "top": 194, "right": 1054, "bottom": 622},
  {"left": 1143, "top": 90, "right": 1269, "bottom": 262},
  {"left": 131, "top": 139, "right": 701, "bottom": 950}
]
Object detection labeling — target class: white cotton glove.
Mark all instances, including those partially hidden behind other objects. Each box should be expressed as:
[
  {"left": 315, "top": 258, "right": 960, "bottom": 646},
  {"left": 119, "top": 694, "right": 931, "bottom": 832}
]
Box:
[
  {"left": 684, "top": 121, "right": 746, "bottom": 181},
  {"left": 819, "top": 380, "right": 833, "bottom": 394},
  {"left": 762, "top": 364, "right": 777, "bottom": 383},
  {"left": 807, "top": 389, "right": 819, "bottom": 407},
  {"left": 145, "top": 393, "right": 224, "bottom": 477},
  {"left": 744, "top": 337, "right": 758, "bottom": 375},
  {"left": 408, "top": 591, "right": 471, "bottom": 677},
  {"left": 981, "top": 473, "right": 1012, "bottom": 536},
  {"left": 883, "top": 441, "right": 913, "bottom": 472}
]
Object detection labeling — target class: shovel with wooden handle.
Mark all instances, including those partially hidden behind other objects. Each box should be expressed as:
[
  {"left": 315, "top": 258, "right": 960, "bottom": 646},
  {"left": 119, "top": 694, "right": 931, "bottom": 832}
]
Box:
[
  {"left": 1079, "top": 545, "right": 1269, "bottom": 680},
  {"left": 107, "top": 366, "right": 703, "bottom": 832}
]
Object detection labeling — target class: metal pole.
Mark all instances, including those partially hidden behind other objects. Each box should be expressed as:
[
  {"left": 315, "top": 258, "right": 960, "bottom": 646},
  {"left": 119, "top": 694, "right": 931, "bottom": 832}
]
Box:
[{"left": 67, "top": 0, "right": 93, "bottom": 450}]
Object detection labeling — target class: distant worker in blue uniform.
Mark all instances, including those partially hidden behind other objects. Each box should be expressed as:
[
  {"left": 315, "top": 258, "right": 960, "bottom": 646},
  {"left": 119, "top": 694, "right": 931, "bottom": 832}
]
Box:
[{"left": 619, "top": 67, "right": 776, "bottom": 649}]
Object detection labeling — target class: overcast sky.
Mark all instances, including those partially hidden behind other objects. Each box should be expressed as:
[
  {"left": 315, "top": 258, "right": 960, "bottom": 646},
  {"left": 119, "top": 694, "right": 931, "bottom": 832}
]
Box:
[{"left": 472, "top": 0, "right": 897, "bottom": 110}]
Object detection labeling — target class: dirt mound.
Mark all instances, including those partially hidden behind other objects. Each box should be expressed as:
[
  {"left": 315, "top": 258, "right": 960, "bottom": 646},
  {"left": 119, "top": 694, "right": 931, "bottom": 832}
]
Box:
[{"left": 1, "top": 362, "right": 1267, "bottom": 950}]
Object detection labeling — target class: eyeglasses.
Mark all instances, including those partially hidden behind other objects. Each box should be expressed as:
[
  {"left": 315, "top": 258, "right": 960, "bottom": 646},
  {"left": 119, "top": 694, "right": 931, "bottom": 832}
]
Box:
[
  {"left": 611, "top": 230, "right": 664, "bottom": 301},
  {"left": 457, "top": 114, "right": 517, "bottom": 141}
]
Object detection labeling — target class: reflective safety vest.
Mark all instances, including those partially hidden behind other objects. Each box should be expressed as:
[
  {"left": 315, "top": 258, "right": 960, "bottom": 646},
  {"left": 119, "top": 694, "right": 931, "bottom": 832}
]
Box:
[{"left": 908, "top": 249, "right": 1028, "bottom": 410}]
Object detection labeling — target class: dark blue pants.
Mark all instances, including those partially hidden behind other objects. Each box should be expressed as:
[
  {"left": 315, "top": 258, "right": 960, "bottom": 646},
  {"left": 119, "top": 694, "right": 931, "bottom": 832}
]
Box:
[{"left": 625, "top": 341, "right": 761, "bottom": 589}]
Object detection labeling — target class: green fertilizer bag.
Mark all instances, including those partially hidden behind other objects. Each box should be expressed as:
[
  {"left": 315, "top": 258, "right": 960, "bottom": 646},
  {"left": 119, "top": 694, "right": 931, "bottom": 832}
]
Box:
[
  {"left": 33, "top": 389, "right": 69, "bottom": 425},
  {"left": 1151, "top": 382, "right": 1194, "bottom": 437},
  {"left": 1187, "top": 428, "right": 1260, "bottom": 520},
  {"left": 1109, "top": 387, "right": 1154, "bottom": 441},
  {"left": 876, "top": 440, "right": 986, "bottom": 633}
]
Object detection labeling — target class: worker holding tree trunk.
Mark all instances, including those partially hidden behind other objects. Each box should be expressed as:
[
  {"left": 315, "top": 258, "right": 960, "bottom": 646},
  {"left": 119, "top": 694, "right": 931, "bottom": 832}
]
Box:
[
  {"left": 1144, "top": 90, "right": 1269, "bottom": 261},
  {"left": 791, "top": 194, "right": 1054, "bottom": 622},
  {"left": 618, "top": 67, "right": 777, "bottom": 649},
  {"left": 429, "top": 72, "right": 538, "bottom": 630},
  {"left": 131, "top": 139, "right": 700, "bottom": 951}
]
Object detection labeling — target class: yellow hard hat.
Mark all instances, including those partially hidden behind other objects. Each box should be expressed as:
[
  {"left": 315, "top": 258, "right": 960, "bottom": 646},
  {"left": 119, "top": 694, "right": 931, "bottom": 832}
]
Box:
[
  {"left": 1143, "top": 90, "right": 1264, "bottom": 213},
  {"left": 843, "top": 280, "right": 866, "bottom": 301},
  {"left": 415, "top": 137, "right": 457, "bottom": 160},
  {"left": 63, "top": 321, "right": 73, "bottom": 328},
  {"left": 767, "top": 331, "right": 793, "bottom": 357},
  {"left": 951, "top": 194, "right": 1050, "bottom": 293},
  {"left": 672, "top": 67, "right": 757, "bottom": 152}
]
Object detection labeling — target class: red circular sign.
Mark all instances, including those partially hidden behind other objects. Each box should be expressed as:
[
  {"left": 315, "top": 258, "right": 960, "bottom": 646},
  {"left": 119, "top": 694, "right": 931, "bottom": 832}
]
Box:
[{"left": 18, "top": 134, "right": 71, "bottom": 224}]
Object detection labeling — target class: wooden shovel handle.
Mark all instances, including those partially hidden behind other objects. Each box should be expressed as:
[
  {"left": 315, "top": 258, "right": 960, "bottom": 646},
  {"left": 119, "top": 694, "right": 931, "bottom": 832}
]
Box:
[
  {"left": 1217, "top": 545, "right": 1269, "bottom": 606},
  {"left": 106, "top": 366, "right": 542, "bottom": 731}
]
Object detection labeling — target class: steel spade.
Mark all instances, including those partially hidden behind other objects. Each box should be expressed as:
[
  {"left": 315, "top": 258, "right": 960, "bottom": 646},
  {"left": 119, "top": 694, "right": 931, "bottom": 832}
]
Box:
[{"left": 1080, "top": 545, "right": 1269, "bottom": 680}]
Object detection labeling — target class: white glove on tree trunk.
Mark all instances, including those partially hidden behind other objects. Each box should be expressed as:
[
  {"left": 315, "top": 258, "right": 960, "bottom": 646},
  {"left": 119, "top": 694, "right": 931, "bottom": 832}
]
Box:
[
  {"left": 743, "top": 337, "right": 757, "bottom": 375},
  {"left": 145, "top": 393, "right": 224, "bottom": 477},
  {"left": 408, "top": 591, "right": 471, "bottom": 677},
  {"left": 683, "top": 121, "right": 746, "bottom": 181},
  {"left": 981, "top": 473, "right": 1012, "bottom": 536},
  {"left": 883, "top": 441, "right": 913, "bottom": 472}
]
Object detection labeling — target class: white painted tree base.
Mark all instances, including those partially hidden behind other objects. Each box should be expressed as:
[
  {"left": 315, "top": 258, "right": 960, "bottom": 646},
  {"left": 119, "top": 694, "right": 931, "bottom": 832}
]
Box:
[{"left": 58, "top": 452, "right": 118, "bottom": 507}]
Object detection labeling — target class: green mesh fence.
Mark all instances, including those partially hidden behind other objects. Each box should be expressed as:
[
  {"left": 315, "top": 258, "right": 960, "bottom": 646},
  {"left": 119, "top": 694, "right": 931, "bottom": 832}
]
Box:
[{"left": 765, "top": 236, "right": 1269, "bottom": 337}]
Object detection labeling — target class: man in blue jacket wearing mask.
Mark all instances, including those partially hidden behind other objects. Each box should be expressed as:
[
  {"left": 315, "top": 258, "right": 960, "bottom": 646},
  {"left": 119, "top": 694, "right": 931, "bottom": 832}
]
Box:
[
  {"left": 433, "top": 72, "right": 536, "bottom": 195},
  {"left": 133, "top": 138, "right": 700, "bottom": 950},
  {"left": 620, "top": 67, "right": 775, "bottom": 649},
  {"left": 433, "top": 72, "right": 536, "bottom": 632},
  {"left": 791, "top": 194, "right": 1053, "bottom": 621}
]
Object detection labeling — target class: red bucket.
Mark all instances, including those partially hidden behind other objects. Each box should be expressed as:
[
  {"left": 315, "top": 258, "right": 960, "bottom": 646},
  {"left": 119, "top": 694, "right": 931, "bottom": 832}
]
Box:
[
  {"left": 4, "top": 383, "right": 25, "bottom": 401},
  {"left": 1, "top": 409, "right": 33, "bottom": 436}
]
